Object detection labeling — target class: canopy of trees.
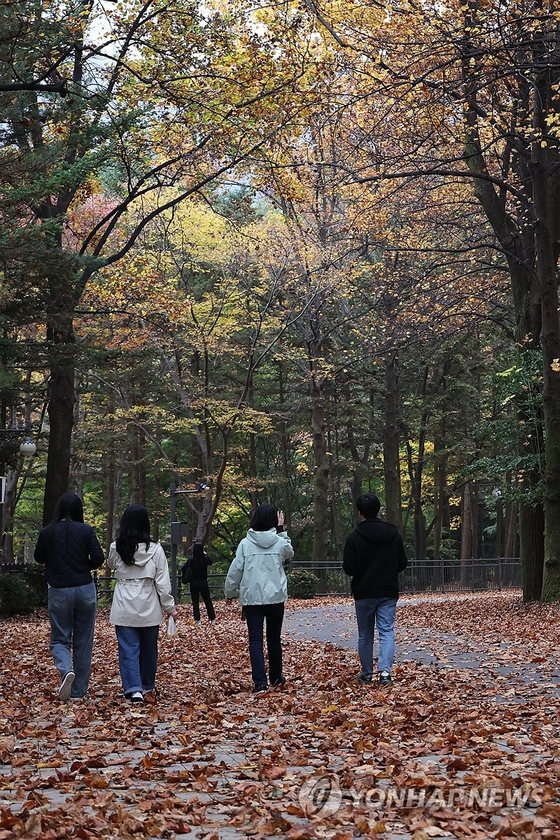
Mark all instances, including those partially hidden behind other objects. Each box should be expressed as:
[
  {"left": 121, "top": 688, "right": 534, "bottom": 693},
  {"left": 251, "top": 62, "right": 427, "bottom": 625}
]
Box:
[{"left": 1, "top": 0, "right": 559, "bottom": 601}]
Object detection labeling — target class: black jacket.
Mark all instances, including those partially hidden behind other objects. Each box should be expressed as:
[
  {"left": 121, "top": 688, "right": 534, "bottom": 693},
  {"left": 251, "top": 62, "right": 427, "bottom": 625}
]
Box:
[
  {"left": 342, "top": 518, "right": 408, "bottom": 600},
  {"left": 35, "top": 519, "right": 105, "bottom": 588},
  {"left": 191, "top": 550, "right": 212, "bottom": 582}
]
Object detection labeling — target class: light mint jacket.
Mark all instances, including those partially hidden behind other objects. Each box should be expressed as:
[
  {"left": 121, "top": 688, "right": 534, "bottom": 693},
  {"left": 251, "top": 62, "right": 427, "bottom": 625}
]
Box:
[{"left": 224, "top": 528, "right": 294, "bottom": 606}]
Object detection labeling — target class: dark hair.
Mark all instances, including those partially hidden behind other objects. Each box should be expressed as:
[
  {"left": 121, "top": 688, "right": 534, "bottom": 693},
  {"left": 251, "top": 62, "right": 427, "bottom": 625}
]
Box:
[
  {"left": 249, "top": 504, "right": 278, "bottom": 531},
  {"left": 192, "top": 540, "right": 205, "bottom": 561},
  {"left": 356, "top": 493, "right": 381, "bottom": 519},
  {"left": 51, "top": 492, "right": 84, "bottom": 525},
  {"left": 115, "top": 504, "right": 151, "bottom": 566}
]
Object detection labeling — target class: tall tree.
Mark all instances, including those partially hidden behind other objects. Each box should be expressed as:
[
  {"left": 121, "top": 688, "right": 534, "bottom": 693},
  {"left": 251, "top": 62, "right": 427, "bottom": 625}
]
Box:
[
  {"left": 0, "top": 0, "right": 321, "bottom": 522},
  {"left": 304, "top": 0, "right": 560, "bottom": 598}
]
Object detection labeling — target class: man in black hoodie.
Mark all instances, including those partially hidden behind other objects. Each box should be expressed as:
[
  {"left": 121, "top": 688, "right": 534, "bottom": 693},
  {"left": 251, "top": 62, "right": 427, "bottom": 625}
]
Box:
[{"left": 343, "top": 493, "right": 408, "bottom": 686}]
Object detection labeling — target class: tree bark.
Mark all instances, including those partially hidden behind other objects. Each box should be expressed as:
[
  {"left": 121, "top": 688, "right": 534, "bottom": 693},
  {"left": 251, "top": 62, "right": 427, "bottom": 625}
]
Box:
[
  {"left": 460, "top": 480, "right": 477, "bottom": 561},
  {"left": 383, "top": 353, "right": 402, "bottom": 531},
  {"left": 432, "top": 432, "right": 447, "bottom": 563},
  {"left": 520, "top": 504, "right": 544, "bottom": 601},
  {"left": 278, "top": 365, "right": 292, "bottom": 533},
  {"left": 532, "top": 141, "right": 560, "bottom": 600},
  {"left": 0, "top": 466, "right": 23, "bottom": 562},
  {"left": 43, "top": 329, "right": 75, "bottom": 524},
  {"left": 311, "top": 378, "right": 329, "bottom": 565},
  {"left": 504, "top": 499, "right": 518, "bottom": 560}
]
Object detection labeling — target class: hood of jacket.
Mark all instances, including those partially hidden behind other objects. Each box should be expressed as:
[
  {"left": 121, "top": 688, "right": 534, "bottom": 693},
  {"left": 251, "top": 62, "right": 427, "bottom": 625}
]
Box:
[
  {"left": 246, "top": 527, "right": 280, "bottom": 549},
  {"left": 355, "top": 518, "right": 398, "bottom": 545},
  {"left": 111, "top": 540, "right": 161, "bottom": 568}
]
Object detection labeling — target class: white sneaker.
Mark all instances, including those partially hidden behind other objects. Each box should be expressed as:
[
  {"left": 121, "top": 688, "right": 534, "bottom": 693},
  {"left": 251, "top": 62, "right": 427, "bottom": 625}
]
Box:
[
  {"left": 130, "top": 691, "right": 144, "bottom": 703},
  {"left": 58, "top": 671, "right": 75, "bottom": 701}
]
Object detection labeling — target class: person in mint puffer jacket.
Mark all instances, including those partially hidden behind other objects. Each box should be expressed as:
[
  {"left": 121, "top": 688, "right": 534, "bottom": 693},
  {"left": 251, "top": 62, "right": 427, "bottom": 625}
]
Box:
[{"left": 225, "top": 504, "right": 294, "bottom": 694}]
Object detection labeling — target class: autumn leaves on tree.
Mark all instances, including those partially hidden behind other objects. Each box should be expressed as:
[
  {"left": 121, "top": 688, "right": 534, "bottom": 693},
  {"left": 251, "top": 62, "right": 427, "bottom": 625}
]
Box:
[{"left": 1, "top": 0, "right": 559, "bottom": 600}]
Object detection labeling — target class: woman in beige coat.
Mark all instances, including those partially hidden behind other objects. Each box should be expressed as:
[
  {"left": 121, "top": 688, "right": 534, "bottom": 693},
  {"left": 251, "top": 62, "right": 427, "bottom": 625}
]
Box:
[{"left": 108, "top": 505, "right": 177, "bottom": 702}]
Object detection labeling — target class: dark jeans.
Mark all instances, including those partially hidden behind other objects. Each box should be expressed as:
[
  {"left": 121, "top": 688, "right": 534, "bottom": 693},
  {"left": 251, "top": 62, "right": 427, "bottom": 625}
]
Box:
[
  {"left": 244, "top": 602, "right": 285, "bottom": 687},
  {"left": 190, "top": 579, "right": 216, "bottom": 622}
]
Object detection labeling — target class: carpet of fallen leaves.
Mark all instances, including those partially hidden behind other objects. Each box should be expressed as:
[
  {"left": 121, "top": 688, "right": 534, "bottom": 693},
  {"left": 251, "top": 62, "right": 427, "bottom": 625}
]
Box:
[{"left": 0, "top": 592, "right": 559, "bottom": 839}]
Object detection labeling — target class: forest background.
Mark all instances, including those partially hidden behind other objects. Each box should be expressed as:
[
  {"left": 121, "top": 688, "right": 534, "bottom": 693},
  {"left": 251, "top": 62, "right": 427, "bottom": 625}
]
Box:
[{"left": 1, "top": 0, "right": 559, "bottom": 602}]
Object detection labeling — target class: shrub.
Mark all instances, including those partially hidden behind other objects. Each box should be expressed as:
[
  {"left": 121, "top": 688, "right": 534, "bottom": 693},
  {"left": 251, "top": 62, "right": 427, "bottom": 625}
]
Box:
[
  {"left": 24, "top": 564, "right": 48, "bottom": 607},
  {"left": 288, "top": 568, "right": 318, "bottom": 599},
  {"left": 0, "top": 573, "right": 41, "bottom": 616},
  {"left": 326, "top": 570, "right": 347, "bottom": 594}
]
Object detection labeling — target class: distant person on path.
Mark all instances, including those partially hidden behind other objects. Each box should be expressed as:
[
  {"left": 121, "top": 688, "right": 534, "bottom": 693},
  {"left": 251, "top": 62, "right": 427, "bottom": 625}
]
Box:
[
  {"left": 187, "top": 540, "right": 216, "bottom": 626},
  {"left": 225, "top": 504, "right": 294, "bottom": 693},
  {"left": 343, "top": 493, "right": 408, "bottom": 686},
  {"left": 107, "top": 504, "right": 177, "bottom": 703},
  {"left": 34, "top": 492, "right": 104, "bottom": 700}
]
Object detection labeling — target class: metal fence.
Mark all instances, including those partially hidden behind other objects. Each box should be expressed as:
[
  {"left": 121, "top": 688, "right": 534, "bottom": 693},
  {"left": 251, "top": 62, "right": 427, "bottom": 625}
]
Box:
[
  {"left": 289, "top": 557, "right": 522, "bottom": 597},
  {"left": 93, "top": 557, "right": 522, "bottom": 602},
  {"left": 3, "top": 558, "right": 520, "bottom": 603}
]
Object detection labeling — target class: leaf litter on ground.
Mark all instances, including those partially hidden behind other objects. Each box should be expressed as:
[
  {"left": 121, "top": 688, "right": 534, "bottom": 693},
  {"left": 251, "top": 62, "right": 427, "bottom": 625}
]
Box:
[{"left": 0, "top": 592, "right": 558, "bottom": 838}]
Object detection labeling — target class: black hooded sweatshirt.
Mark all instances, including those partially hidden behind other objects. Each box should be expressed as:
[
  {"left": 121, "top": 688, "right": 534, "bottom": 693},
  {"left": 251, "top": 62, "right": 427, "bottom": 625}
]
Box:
[{"left": 342, "top": 518, "right": 408, "bottom": 600}]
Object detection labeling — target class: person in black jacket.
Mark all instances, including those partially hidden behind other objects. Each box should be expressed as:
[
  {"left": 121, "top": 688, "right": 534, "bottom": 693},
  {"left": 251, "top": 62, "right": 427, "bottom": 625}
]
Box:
[
  {"left": 342, "top": 493, "right": 408, "bottom": 686},
  {"left": 35, "top": 492, "right": 104, "bottom": 700},
  {"left": 189, "top": 540, "right": 216, "bottom": 625}
]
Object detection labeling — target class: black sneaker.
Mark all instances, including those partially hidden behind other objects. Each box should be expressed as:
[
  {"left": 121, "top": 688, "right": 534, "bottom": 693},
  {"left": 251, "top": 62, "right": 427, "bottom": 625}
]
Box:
[
  {"left": 357, "top": 673, "right": 373, "bottom": 684},
  {"left": 252, "top": 684, "right": 268, "bottom": 694},
  {"left": 379, "top": 671, "right": 392, "bottom": 686},
  {"left": 271, "top": 676, "right": 286, "bottom": 687}
]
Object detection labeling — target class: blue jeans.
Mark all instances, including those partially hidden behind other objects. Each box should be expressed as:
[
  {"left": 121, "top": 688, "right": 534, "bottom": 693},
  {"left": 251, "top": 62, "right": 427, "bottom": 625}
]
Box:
[
  {"left": 115, "top": 625, "right": 160, "bottom": 694},
  {"left": 354, "top": 597, "right": 397, "bottom": 675},
  {"left": 244, "top": 603, "right": 285, "bottom": 687},
  {"left": 48, "top": 582, "right": 97, "bottom": 697}
]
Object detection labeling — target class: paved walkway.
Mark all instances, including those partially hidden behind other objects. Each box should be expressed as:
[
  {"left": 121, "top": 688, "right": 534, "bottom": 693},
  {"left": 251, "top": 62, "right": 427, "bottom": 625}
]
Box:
[{"left": 283, "top": 595, "right": 560, "bottom": 696}]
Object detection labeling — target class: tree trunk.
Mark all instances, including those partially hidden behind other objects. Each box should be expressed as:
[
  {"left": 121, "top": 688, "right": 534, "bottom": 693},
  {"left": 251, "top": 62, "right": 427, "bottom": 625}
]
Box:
[
  {"left": 350, "top": 465, "right": 365, "bottom": 528},
  {"left": 461, "top": 28, "right": 546, "bottom": 596},
  {"left": 102, "top": 392, "right": 117, "bottom": 598},
  {"left": 460, "top": 480, "right": 477, "bottom": 560},
  {"left": 519, "top": 504, "right": 544, "bottom": 601},
  {"left": 43, "top": 350, "right": 75, "bottom": 525},
  {"left": 344, "top": 381, "right": 371, "bottom": 525},
  {"left": 494, "top": 497, "right": 503, "bottom": 558},
  {"left": 329, "top": 417, "right": 344, "bottom": 563},
  {"left": 249, "top": 432, "right": 258, "bottom": 513},
  {"left": 0, "top": 466, "right": 22, "bottom": 563},
  {"left": 532, "top": 142, "right": 560, "bottom": 600},
  {"left": 383, "top": 353, "right": 402, "bottom": 531},
  {"left": 71, "top": 386, "right": 86, "bottom": 498},
  {"left": 432, "top": 434, "right": 447, "bottom": 562},
  {"left": 405, "top": 393, "right": 428, "bottom": 560},
  {"left": 504, "top": 500, "right": 518, "bottom": 559},
  {"left": 311, "top": 378, "right": 329, "bottom": 565},
  {"left": 278, "top": 365, "right": 292, "bottom": 531}
]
